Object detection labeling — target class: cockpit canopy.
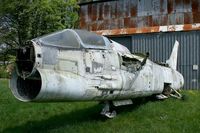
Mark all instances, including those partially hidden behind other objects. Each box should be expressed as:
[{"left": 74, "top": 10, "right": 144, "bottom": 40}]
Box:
[{"left": 36, "top": 29, "right": 109, "bottom": 49}]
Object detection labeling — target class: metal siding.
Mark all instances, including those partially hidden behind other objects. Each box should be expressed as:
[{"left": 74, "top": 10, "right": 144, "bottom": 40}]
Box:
[
  {"left": 80, "top": 0, "right": 200, "bottom": 35},
  {"left": 131, "top": 31, "right": 200, "bottom": 89},
  {"left": 109, "top": 36, "right": 132, "bottom": 50}
]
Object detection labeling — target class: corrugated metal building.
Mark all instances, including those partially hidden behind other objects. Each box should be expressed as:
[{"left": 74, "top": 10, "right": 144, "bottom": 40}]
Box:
[{"left": 79, "top": 0, "right": 200, "bottom": 89}]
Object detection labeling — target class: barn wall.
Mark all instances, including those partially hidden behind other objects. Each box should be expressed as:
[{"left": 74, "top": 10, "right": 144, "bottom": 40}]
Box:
[{"left": 79, "top": 0, "right": 200, "bottom": 35}]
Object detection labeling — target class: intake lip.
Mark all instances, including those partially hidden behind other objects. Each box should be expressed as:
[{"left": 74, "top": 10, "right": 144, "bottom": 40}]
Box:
[
  {"left": 10, "top": 69, "right": 42, "bottom": 102},
  {"left": 10, "top": 68, "right": 88, "bottom": 102}
]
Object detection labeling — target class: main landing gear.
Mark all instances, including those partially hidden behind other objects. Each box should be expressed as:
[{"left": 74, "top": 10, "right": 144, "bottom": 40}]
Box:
[{"left": 100, "top": 101, "right": 117, "bottom": 118}]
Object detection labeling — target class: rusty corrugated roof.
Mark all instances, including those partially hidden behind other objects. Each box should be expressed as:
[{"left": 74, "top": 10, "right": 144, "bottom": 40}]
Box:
[
  {"left": 78, "top": 0, "right": 116, "bottom": 5},
  {"left": 79, "top": 0, "right": 200, "bottom": 35}
]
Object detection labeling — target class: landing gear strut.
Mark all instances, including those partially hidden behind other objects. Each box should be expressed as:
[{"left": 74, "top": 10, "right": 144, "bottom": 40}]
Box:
[
  {"left": 170, "top": 88, "right": 182, "bottom": 99},
  {"left": 100, "top": 101, "right": 117, "bottom": 118},
  {"left": 157, "top": 86, "right": 183, "bottom": 100},
  {"left": 164, "top": 85, "right": 183, "bottom": 99}
]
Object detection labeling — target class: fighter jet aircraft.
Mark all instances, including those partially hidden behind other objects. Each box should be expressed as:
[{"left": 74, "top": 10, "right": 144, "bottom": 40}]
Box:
[{"left": 10, "top": 29, "right": 184, "bottom": 118}]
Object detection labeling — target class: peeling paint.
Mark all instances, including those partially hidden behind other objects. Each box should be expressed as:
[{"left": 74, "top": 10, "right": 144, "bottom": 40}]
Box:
[
  {"left": 192, "top": 23, "right": 200, "bottom": 28},
  {"left": 94, "top": 23, "right": 200, "bottom": 36}
]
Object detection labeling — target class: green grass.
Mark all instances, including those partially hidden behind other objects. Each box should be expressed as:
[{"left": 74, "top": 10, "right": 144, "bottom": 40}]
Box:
[{"left": 0, "top": 79, "right": 200, "bottom": 133}]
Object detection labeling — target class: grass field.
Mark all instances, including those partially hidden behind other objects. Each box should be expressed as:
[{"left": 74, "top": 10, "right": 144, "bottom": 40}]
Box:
[{"left": 0, "top": 79, "right": 200, "bottom": 133}]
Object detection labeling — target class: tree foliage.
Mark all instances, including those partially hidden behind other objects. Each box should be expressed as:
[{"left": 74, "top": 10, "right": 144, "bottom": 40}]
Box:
[{"left": 0, "top": 0, "right": 79, "bottom": 64}]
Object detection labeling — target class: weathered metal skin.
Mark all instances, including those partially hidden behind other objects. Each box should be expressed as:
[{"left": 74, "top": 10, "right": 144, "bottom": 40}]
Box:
[{"left": 10, "top": 29, "right": 184, "bottom": 103}]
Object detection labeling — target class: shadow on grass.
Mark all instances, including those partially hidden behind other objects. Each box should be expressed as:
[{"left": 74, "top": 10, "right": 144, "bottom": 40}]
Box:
[
  {"left": 2, "top": 96, "right": 157, "bottom": 133},
  {"left": 115, "top": 96, "right": 159, "bottom": 114}
]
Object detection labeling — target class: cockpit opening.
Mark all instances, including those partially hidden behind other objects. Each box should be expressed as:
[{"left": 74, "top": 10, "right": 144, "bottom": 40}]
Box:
[
  {"left": 121, "top": 55, "right": 142, "bottom": 72},
  {"left": 16, "top": 42, "right": 35, "bottom": 78},
  {"left": 38, "top": 30, "right": 80, "bottom": 48},
  {"left": 35, "top": 29, "right": 108, "bottom": 49}
]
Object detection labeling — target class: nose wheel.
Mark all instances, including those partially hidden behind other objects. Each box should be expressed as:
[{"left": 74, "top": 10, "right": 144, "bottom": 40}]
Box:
[{"left": 100, "top": 101, "right": 117, "bottom": 118}]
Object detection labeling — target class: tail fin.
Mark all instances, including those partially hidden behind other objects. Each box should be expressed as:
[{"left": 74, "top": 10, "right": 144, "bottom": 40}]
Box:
[{"left": 166, "top": 40, "right": 179, "bottom": 70}]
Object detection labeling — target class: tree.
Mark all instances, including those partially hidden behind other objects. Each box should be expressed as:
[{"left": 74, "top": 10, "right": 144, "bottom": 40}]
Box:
[{"left": 0, "top": 0, "right": 79, "bottom": 64}]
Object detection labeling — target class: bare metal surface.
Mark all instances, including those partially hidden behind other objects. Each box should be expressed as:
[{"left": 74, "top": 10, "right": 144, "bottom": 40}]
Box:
[{"left": 10, "top": 29, "right": 184, "bottom": 103}]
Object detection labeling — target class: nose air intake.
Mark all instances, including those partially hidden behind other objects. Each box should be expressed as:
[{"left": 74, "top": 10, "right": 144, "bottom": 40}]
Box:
[{"left": 10, "top": 70, "right": 42, "bottom": 102}]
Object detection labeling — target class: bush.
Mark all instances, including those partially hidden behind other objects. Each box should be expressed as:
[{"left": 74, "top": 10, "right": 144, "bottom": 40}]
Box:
[{"left": 0, "top": 66, "right": 9, "bottom": 78}]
